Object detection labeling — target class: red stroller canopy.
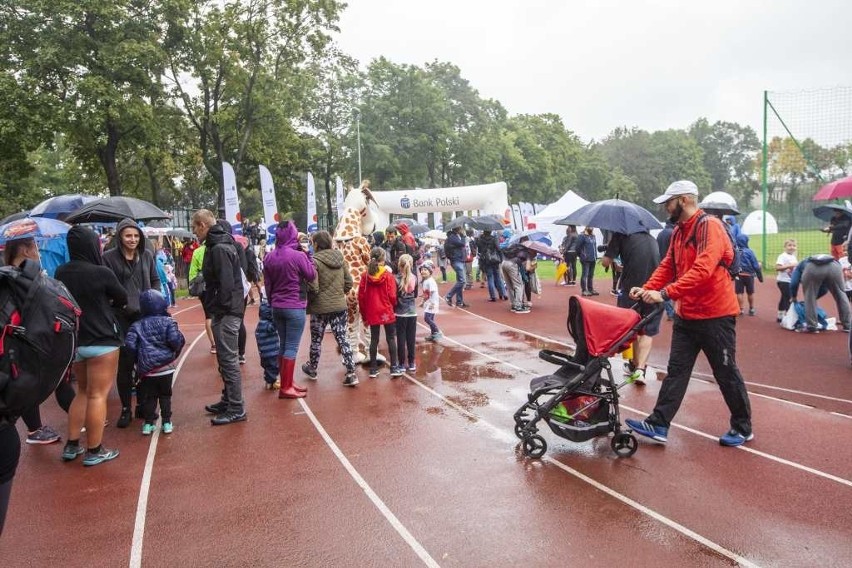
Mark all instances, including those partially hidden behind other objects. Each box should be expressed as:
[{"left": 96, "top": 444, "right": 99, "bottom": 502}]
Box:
[{"left": 570, "top": 296, "right": 641, "bottom": 357}]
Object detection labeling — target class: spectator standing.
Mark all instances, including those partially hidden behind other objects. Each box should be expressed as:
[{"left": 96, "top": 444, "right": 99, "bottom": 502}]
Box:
[
  {"left": 576, "top": 226, "right": 599, "bottom": 296},
  {"left": 443, "top": 226, "right": 468, "bottom": 307},
  {"left": 775, "top": 239, "right": 798, "bottom": 322},
  {"left": 124, "top": 290, "right": 185, "bottom": 435},
  {"left": 395, "top": 254, "right": 419, "bottom": 373},
  {"left": 822, "top": 210, "right": 851, "bottom": 260},
  {"left": 626, "top": 180, "right": 754, "bottom": 447},
  {"left": 264, "top": 221, "right": 316, "bottom": 399},
  {"left": 255, "top": 301, "right": 281, "bottom": 390},
  {"left": 464, "top": 229, "right": 477, "bottom": 290},
  {"left": 476, "top": 229, "right": 507, "bottom": 301},
  {"left": 358, "top": 247, "right": 400, "bottom": 378},
  {"left": 559, "top": 225, "right": 579, "bottom": 286},
  {"left": 192, "top": 209, "right": 248, "bottom": 424},
  {"left": 189, "top": 242, "right": 216, "bottom": 353},
  {"left": 735, "top": 233, "right": 763, "bottom": 316},
  {"left": 656, "top": 220, "right": 676, "bottom": 320},
  {"left": 102, "top": 218, "right": 161, "bottom": 429},
  {"left": 419, "top": 262, "right": 442, "bottom": 340}
]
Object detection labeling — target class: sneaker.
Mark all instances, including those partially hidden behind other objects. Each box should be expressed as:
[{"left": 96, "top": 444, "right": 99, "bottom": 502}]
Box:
[
  {"left": 444, "top": 295, "right": 453, "bottom": 306},
  {"left": 26, "top": 425, "right": 61, "bottom": 445},
  {"left": 264, "top": 382, "right": 275, "bottom": 390},
  {"left": 116, "top": 407, "right": 132, "bottom": 428},
  {"left": 142, "top": 423, "right": 156, "bottom": 436},
  {"left": 581, "top": 291, "right": 592, "bottom": 297},
  {"left": 625, "top": 418, "right": 668, "bottom": 443},
  {"left": 301, "top": 362, "right": 318, "bottom": 379},
  {"left": 748, "top": 308, "right": 756, "bottom": 316},
  {"left": 204, "top": 401, "right": 228, "bottom": 414},
  {"left": 627, "top": 368, "right": 646, "bottom": 386},
  {"left": 487, "top": 298, "right": 497, "bottom": 302},
  {"left": 343, "top": 372, "right": 359, "bottom": 387},
  {"left": 719, "top": 429, "right": 754, "bottom": 447},
  {"left": 162, "top": 422, "right": 173, "bottom": 434},
  {"left": 272, "top": 379, "right": 281, "bottom": 390},
  {"left": 238, "top": 355, "right": 247, "bottom": 365},
  {"left": 390, "top": 366, "right": 404, "bottom": 377},
  {"left": 797, "top": 326, "right": 820, "bottom": 334},
  {"left": 211, "top": 411, "right": 247, "bottom": 426},
  {"left": 406, "top": 364, "right": 416, "bottom": 373},
  {"left": 457, "top": 302, "right": 471, "bottom": 308},
  {"left": 61, "top": 443, "right": 85, "bottom": 461},
  {"left": 431, "top": 332, "right": 443, "bottom": 340},
  {"left": 590, "top": 290, "right": 600, "bottom": 296},
  {"left": 82, "top": 447, "right": 120, "bottom": 466},
  {"left": 210, "top": 345, "right": 217, "bottom": 354},
  {"left": 512, "top": 306, "right": 530, "bottom": 314},
  {"left": 368, "top": 368, "right": 379, "bottom": 378}
]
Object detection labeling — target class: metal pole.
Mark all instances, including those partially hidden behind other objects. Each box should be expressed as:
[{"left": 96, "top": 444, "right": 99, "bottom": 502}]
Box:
[
  {"left": 761, "top": 90, "right": 768, "bottom": 268},
  {"left": 354, "top": 107, "right": 362, "bottom": 184}
]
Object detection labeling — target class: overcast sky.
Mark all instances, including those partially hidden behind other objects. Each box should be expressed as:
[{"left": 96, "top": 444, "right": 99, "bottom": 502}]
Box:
[{"left": 335, "top": 0, "right": 852, "bottom": 143}]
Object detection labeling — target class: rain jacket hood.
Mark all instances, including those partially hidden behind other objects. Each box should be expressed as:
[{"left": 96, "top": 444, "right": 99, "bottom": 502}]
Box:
[
  {"left": 139, "top": 289, "right": 169, "bottom": 317},
  {"left": 67, "top": 225, "right": 103, "bottom": 265},
  {"left": 274, "top": 222, "right": 300, "bottom": 251},
  {"left": 314, "top": 248, "right": 345, "bottom": 270},
  {"left": 116, "top": 218, "right": 147, "bottom": 255}
]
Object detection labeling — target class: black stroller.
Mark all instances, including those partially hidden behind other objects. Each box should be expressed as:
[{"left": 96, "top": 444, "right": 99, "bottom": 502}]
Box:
[{"left": 514, "top": 296, "right": 662, "bottom": 458}]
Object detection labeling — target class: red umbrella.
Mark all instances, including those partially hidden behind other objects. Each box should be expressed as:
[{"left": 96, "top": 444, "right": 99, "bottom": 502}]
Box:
[{"left": 812, "top": 176, "right": 852, "bottom": 200}]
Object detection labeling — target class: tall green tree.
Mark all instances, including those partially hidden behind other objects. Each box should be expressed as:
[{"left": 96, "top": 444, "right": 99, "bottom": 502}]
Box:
[{"left": 688, "top": 118, "right": 760, "bottom": 191}]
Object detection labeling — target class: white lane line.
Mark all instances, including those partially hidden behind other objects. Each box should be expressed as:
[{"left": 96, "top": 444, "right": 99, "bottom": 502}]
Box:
[
  {"left": 421, "top": 322, "right": 852, "bottom": 488},
  {"left": 297, "top": 399, "right": 440, "bottom": 568},
  {"left": 402, "top": 373, "right": 760, "bottom": 568},
  {"left": 748, "top": 392, "right": 813, "bottom": 409},
  {"left": 129, "top": 331, "right": 207, "bottom": 568},
  {"left": 831, "top": 412, "right": 852, "bottom": 420},
  {"left": 171, "top": 303, "right": 201, "bottom": 317}
]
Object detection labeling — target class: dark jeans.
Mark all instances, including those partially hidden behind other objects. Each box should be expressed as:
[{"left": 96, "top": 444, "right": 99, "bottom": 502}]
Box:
[
  {"left": 563, "top": 252, "right": 577, "bottom": 283},
  {"left": 424, "top": 312, "right": 440, "bottom": 335},
  {"left": 649, "top": 316, "right": 752, "bottom": 436},
  {"left": 0, "top": 422, "right": 21, "bottom": 536},
  {"left": 117, "top": 344, "right": 137, "bottom": 410},
  {"left": 260, "top": 357, "right": 278, "bottom": 385},
  {"left": 484, "top": 263, "right": 506, "bottom": 300},
  {"left": 579, "top": 260, "right": 596, "bottom": 293},
  {"left": 447, "top": 260, "right": 466, "bottom": 303},
  {"left": 212, "top": 314, "right": 244, "bottom": 414},
  {"left": 776, "top": 281, "right": 792, "bottom": 312},
  {"left": 140, "top": 373, "right": 173, "bottom": 424},
  {"left": 395, "top": 316, "right": 417, "bottom": 368},
  {"left": 369, "top": 323, "right": 398, "bottom": 371}
]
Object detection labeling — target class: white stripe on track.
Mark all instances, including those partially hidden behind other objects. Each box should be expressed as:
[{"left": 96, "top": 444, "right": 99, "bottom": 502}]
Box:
[
  {"left": 129, "top": 331, "right": 207, "bottom": 568},
  {"left": 402, "top": 373, "right": 760, "bottom": 568},
  {"left": 170, "top": 303, "right": 201, "bottom": 317},
  {"left": 297, "top": 399, "right": 441, "bottom": 568}
]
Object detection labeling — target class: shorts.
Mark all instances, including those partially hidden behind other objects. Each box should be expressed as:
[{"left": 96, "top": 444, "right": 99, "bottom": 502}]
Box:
[
  {"left": 618, "top": 294, "right": 662, "bottom": 337},
  {"left": 735, "top": 275, "right": 755, "bottom": 295},
  {"left": 75, "top": 345, "right": 120, "bottom": 362}
]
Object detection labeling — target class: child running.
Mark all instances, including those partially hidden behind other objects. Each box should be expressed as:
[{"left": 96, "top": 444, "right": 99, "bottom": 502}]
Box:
[
  {"left": 125, "top": 289, "right": 186, "bottom": 435},
  {"left": 419, "top": 262, "right": 443, "bottom": 340},
  {"left": 358, "top": 246, "right": 400, "bottom": 378},
  {"left": 395, "top": 254, "right": 419, "bottom": 373},
  {"left": 255, "top": 300, "right": 280, "bottom": 390},
  {"left": 775, "top": 239, "right": 798, "bottom": 322}
]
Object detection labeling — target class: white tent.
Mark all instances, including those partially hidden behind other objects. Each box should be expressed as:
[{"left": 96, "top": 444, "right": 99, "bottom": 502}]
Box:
[
  {"left": 741, "top": 210, "right": 778, "bottom": 235},
  {"left": 526, "top": 190, "right": 591, "bottom": 247}
]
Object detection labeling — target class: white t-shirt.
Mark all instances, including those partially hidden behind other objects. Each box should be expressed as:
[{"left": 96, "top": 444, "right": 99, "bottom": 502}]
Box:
[
  {"left": 840, "top": 258, "right": 852, "bottom": 292},
  {"left": 421, "top": 277, "right": 440, "bottom": 314},
  {"left": 775, "top": 252, "right": 797, "bottom": 283}
]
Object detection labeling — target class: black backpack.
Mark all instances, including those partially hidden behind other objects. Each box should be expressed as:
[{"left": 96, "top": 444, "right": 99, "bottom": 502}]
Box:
[
  {"left": 0, "top": 261, "right": 81, "bottom": 420},
  {"left": 675, "top": 213, "right": 743, "bottom": 279}
]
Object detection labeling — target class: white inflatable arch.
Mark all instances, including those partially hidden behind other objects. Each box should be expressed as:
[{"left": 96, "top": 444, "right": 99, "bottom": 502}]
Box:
[{"left": 368, "top": 182, "right": 509, "bottom": 230}]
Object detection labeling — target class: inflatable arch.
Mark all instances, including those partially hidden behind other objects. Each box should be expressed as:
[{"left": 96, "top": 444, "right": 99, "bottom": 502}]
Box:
[{"left": 367, "top": 182, "right": 510, "bottom": 230}]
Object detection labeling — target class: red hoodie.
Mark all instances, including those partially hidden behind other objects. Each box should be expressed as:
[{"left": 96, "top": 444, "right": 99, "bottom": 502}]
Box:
[
  {"left": 398, "top": 223, "right": 417, "bottom": 250},
  {"left": 358, "top": 266, "right": 398, "bottom": 326}
]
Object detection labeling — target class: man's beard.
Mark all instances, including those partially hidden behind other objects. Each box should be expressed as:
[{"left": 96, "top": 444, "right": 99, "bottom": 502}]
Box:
[{"left": 668, "top": 202, "right": 684, "bottom": 224}]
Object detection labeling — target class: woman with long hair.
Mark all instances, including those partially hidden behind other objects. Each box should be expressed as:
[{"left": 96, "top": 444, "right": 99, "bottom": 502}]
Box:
[
  {"left": 55, "top": 226, "right": 128, "bottom": 466},
  {"left": 394, "top": 254, "right": 419, "bottom": 373},
  {"left": 358, "top": 247, "right": 399, "bottom": 378}
]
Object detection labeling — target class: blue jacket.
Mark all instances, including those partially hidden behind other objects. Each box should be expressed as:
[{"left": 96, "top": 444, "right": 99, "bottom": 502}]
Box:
[
  {"left": 735, "top": 234, "right": 763, "bottom": 281},
  {"left": 125, "top": 290, "right": 185, "bottom": 377},
  {"left": 576, "top": 232, "right": 597, "bottom": 263},
  {"left": 444, "top": 231, "right": 466, "bottom": 263},
  {"left": 255, "top": 302, "right": 280, "bottom": 360}
]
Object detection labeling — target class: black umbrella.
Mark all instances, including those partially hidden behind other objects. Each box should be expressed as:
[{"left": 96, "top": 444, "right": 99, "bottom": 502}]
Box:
[
  {"left": 443, "top": 215, "right": 475, "bottom": 231},
  {"left": 470, "top": 215, "right": 504, "bottom": 231},
  {"left": 65, "top": 196, "right": 172, "bottom": 223},
  {"left": 555, "top": 199, "right": 662, "bottom": 234},
  {"left": 813, "top": 204, "right": 852, "bottom": 222},
  {"left": 393, "top": 219, "right": 429, "bottom": 235},
  {"left": 700, "top": 202, "right": 740, "bottom": 216},
  {"left": 0, "top": 210, "right": 31, "bottom": 225}
]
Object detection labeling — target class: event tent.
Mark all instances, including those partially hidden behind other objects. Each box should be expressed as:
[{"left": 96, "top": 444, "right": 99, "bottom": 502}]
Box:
[
  {"left": 526, "top": 190, "right": 591, "bottom": 247},
  {"left": 741, "top": 210, "right": 778, "bottom": 235}
]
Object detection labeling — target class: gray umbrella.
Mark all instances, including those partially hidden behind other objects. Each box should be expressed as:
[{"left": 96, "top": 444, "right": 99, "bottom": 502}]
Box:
[
  {"left": 470, "top": 215, "right": 504, "bottom": 231},
  {"left": 555, "top": 199, "right": 662, "bottom": 234},
  {"left": 813, "top": 204, "right": 852, "bottom": 222},
  {"left": 443, "top": 216, "right": 475, "bottom": 231}
]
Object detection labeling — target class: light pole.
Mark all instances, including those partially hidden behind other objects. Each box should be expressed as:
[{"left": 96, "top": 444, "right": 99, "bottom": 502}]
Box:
[{"left": 353, "top": 107, "right": 362, "bottom": 184}]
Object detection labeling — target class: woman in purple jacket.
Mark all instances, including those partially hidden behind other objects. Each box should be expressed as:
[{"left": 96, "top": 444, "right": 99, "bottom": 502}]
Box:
[{"left": 263, "top": 221, "right": 317, "bottom": 399}]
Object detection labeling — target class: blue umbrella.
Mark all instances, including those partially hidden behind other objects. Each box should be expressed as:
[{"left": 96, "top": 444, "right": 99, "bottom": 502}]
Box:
[
  {"left": 554, "top": 199, "right": 662, "bottom": 235},
  {"left": 509, "top": 229, "right": 551, "bottom": 246},
  {"left": 0, "top": 217, "right": 72, "bottom": 244},
  {"left": 30, "top": 194, "right": 98, "bottom": 221}
]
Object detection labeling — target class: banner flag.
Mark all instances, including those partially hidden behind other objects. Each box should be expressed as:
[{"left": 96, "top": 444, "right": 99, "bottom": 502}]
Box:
[
  {"left": 222, "top": 161, "right": 241, "bottom": 235},
  {"left": 335, "top": 176, "right": 345, "bottom": 217},
  {"left": 306, "top": 172, "right": 318, "bottom": 233},
  {"left": 259, "top": 165, "right": 279, "bottom": 235},
  {"left": 432, "top": 212, "right": 442, "bottom": 230}
]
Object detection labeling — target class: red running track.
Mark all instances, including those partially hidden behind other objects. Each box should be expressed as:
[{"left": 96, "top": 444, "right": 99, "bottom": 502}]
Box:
[{"left": 2, "top": 276, "right": 851, "bottom": 567}]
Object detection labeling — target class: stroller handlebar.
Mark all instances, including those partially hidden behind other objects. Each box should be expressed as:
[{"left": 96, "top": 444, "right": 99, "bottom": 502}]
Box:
[{"left": 539, "top": 349, "right": 585, "bottom": 372}]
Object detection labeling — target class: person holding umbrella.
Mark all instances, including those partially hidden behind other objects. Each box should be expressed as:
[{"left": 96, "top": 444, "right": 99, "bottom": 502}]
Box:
[
  {"left": 102, "top": 218, "right": 161, "bottom": 429},
  {"left": 821, "top": 209, "right": 851, "bottom": 261}
]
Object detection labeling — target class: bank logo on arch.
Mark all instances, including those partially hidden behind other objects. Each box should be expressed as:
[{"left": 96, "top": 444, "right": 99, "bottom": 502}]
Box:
[{"left": 400, "top": 196, "right": 411, "bottom": 209}]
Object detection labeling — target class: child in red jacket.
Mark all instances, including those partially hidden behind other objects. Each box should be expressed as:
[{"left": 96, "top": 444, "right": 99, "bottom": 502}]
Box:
[{"left": 358, "top": 247, "right": 400, "bottom": 378}]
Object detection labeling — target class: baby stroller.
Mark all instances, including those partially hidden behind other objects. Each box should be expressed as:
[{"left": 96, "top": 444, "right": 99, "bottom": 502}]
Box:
[{"left": 513, "top": 296, "right": 662, "bottom": 458}]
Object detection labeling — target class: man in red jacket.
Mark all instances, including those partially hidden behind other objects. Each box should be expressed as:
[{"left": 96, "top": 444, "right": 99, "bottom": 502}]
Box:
[{"left": 625, "top": 180, "right": 753, "bottom": 447}]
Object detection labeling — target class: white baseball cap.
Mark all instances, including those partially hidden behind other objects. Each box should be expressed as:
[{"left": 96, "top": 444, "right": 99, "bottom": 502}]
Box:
[{"left": 652, "top": 180, "right": 699, "bottom": 204}]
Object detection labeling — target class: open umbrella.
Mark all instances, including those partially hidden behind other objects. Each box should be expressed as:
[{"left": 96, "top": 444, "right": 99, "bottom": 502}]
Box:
[
  {"left": 509, "top": 229, "right": 551, "bottom": 245},
  {"left": 699, "top": 202, "right": 740, "bottom": 216},
  {"left": 470, "top": 215, "right": 505, "bottom": 231},
  {"left": 0, "top": 210, "right": 31, "bottom": 225},
  {"left": 30, "top": 194, "right": 98, "bottom": 221},
  {"left": 167, "top": 228, "right": 194, "bottom": 239},
  {"left": 813, "top": 204, "right": 852, "bottom": 222},
  {"left": 443, "top": 216, "right": 474, "bottom": 231},
  {"left": 0, "top": 217, "right": 71, "bottom": 245},
  {"left": 813, "top": 176, "right": 852, "bottom": 200},
  {"left": 424, "top": 229, "right": 446, "bottom": 240},
  {"left": 521, "top": 240, "right": 561, "bottom": 260},
  {"left": 65, "top": 196, "right": 171, "bottom": 224},
  {"left": 555, "top": 199, "right": 662, "bottom": 235}
]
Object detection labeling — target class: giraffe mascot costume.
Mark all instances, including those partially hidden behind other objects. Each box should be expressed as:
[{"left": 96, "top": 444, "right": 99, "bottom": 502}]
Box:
[{"left": 334, "top": 182, "right": 380, "bottom": 364}]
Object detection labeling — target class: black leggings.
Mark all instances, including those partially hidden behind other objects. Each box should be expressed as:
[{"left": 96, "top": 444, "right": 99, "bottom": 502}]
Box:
[
  {"left": 369, "top": 323, "right": 398, "bottom": 370},
  {"left": 776, "top": 281, "right": 792, "bottom": 312},
  {"left": 117, "top": 345, "right": 136, "bottom": 410},
  {"left": 140, "top": 373, "right": 174, "bottom": 424},
  {"left": 563, "top": 252, "right": 577, "bottom": 283},
  {"left": 0, "top": 422, "right": 21, "bottom": 537},
  {"left": 20, "top": 379, "right": 76, "bottom": 432},
  {"left": 395, "top": 317, "right": 417, "bottom": 368}
]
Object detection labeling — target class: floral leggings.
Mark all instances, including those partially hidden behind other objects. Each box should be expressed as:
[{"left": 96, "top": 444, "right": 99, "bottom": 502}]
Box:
[{"left": 308, "top": 310, "right": 354, "bottom": 372}]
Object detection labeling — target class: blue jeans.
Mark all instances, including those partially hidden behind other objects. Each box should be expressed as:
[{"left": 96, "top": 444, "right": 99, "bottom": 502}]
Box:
[
  {"left": 272, "top": 307, "right": 306, "bottom": 359},
  {"left": 484, "top": 263, "right": 506, "bottom": 299},
  {"left": 447, "top": 260, "right": 466, "bottom": 303}
]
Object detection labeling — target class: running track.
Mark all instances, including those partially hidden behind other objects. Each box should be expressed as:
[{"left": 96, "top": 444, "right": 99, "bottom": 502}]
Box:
[{"left": 3, "top": 277, "right": 851, "bottom": 567}]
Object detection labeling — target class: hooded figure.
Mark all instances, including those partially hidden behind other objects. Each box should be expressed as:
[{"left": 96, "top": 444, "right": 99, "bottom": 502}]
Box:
[
  {"left": 263, "top": 221, "right": 317, "bottom": 310},
  {"left": 102, "top": 218, "right": 161, "bottom": 322}
]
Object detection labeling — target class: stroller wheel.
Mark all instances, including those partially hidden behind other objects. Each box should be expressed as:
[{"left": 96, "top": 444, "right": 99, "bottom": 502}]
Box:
[
  {"left": 611, "top": 433, "right": 638, "bottom": 457},
  {"left": 522, "top": 435, "right": 547, "bottom": 459},
  {"left": 514, "top": 420, "right": 530, "bottom": 440}
]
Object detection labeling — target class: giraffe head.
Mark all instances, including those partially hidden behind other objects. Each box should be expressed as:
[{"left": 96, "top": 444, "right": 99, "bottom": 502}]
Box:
[{"left": 334, "top": 183, "right": 377, "bottom": 241}]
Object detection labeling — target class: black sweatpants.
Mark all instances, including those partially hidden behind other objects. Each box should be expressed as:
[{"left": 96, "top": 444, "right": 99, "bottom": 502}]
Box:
[
  {"left": 140, "top": 372, "right": 174, "bottom": 424},
  {"left": 649, "top": 316, "right": 752, "bottom": 436}
]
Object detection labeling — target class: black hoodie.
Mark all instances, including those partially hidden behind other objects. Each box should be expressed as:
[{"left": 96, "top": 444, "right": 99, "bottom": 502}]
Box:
[
  {"left": 202, "top": 224, "right": 246, "bottom": 317},
  {"left": 102, "top": 218, "right": 161, "bottom": 324},
  {"left": 55, "top": 226, "right": 128, "bottom": 347}
]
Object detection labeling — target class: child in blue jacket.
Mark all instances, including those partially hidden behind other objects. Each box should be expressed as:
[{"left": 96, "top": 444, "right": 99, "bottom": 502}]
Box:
[
  {"left": 255, "top": 301, "right": 280, "bottom": 389},
  {"left": 125, "top": 289, "right": 186, "bottom": 435},
  {"left": 736, "top": 233, "right": 763, "bottom": 315}
]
